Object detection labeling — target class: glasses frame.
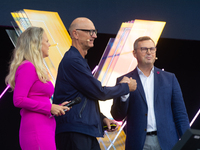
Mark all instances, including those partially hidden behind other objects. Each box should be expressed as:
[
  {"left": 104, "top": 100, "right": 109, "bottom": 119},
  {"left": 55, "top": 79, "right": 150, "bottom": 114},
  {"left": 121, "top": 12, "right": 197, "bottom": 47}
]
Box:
[
  {"left": 138, "top": 47, "right": 156, "bottom": 53},
  {"left": 76, "top": 29, "right": 97, "bottom": 36}
]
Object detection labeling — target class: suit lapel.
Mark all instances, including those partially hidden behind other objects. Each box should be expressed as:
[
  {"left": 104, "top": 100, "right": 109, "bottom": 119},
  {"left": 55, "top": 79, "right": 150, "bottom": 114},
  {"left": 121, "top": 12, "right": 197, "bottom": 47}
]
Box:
[
  {"left": 154, "top": 67, "right": 161, "bottom": 103},
  {"left": 130, "top": 67, "right": 162, "bottom": 105},
  {"left": 131, "top": 69, "right": 147, "bottom": 104}
]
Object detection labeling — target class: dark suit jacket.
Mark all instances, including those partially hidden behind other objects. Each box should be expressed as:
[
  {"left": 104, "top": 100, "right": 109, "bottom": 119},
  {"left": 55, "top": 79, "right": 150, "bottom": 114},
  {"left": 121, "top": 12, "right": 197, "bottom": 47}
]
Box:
[{"left": 111, "top": 67, "right": 190, "bottom": 150}]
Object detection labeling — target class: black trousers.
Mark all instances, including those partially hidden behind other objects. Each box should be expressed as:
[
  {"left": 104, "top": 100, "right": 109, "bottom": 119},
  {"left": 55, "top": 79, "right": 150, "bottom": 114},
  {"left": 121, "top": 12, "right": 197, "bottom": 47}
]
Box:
[{"left": 56, "top": 132, "right": 101, "bottom": 150}]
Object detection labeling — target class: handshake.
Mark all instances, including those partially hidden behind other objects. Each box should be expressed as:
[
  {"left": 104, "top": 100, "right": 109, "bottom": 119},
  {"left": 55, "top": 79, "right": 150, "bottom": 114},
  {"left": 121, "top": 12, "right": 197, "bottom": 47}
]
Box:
[{"left": 119, "top": 76, "right": 137, "bottom": 92}]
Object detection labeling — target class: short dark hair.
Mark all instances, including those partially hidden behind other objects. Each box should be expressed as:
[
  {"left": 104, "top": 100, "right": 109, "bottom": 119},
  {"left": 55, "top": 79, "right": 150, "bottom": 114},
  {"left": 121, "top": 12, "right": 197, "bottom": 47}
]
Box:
[{"left": 134, "top": 36, "right": 155, "bottom": 50}]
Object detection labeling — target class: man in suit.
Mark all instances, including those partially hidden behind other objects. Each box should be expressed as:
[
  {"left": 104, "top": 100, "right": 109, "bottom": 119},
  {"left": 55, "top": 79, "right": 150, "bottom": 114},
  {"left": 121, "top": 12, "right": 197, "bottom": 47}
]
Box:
[{"left": 111, "top": 36, "right": 190, "bottom": 150}]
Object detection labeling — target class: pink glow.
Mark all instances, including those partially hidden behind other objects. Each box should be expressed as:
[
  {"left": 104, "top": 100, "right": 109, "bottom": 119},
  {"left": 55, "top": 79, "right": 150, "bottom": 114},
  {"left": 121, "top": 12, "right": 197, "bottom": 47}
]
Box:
[
  {"left": 190, "top": 109, "right": 200, "bottom": 127},
  {"left": 0, "top": 85, "right": 10, "bottom": 99},
  {"left": 92, "top": 65, "right": 98, "bottom": 74},
  {"left": 115, "top": 121, "right": 123, "bottom": 126}
]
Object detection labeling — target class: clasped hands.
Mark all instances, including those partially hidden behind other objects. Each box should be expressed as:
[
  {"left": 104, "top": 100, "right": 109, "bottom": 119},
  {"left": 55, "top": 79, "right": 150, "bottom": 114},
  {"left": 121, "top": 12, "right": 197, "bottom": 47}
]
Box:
[{"left": 119, "top": 76, "right": 137, "bottom": 92}]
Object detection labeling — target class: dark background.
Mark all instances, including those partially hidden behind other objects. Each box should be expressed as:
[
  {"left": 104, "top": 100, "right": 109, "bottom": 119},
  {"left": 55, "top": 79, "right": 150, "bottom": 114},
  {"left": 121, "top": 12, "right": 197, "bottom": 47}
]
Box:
[
  {"left": 0, "top": 0, "right": 200, "bottom": 41},
  {"left": 0, "top": 0, "right": 200, "bottom": 149}
]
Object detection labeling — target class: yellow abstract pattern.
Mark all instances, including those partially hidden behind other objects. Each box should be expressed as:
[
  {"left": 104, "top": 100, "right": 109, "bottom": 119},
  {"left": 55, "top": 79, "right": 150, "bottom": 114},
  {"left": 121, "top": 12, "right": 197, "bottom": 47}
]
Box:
[{"left": 11, "top": 9, "right": 72, "bottom": 84}]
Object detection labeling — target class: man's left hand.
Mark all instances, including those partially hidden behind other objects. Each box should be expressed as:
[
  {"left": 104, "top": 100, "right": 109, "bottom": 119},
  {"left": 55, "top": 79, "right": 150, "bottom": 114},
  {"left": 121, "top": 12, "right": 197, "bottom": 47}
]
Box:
[{"left": 103, "top": 118, "right": 119, "bottom": 132}]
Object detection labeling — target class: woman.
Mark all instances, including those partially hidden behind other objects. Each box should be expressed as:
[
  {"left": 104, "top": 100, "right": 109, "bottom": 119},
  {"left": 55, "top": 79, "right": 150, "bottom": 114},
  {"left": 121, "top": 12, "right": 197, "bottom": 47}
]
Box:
[{"left": 5, "top": 27, "right": 70, "bottom": 150}]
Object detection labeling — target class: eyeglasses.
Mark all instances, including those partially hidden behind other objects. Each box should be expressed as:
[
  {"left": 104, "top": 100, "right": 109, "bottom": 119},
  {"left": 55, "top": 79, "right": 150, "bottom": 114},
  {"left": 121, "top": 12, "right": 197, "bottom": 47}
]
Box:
[
  {"left": 76, "top": 29, "right": 97, "bottom": 36},
  {"left": 138, "top": 47, "right": 156, "bottom": 53}
]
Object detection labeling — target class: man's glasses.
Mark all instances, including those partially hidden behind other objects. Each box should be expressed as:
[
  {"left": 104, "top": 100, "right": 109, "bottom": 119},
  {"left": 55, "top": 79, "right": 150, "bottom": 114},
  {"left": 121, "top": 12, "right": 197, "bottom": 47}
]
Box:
[
  {"left": 76, "top": 29, "right": 97, "bottom": 36},
  {"left": 138, "top": 47, "right": 156, "bottom": 53}
]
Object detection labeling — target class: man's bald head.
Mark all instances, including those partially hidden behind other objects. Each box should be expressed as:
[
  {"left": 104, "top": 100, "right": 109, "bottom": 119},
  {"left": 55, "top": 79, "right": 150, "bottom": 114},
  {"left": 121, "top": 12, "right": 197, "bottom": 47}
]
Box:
[
  {"left": 68, "top": 17, "right": 97, "bottom": 57},
  {"left": 68, "top": 17, "right": 94, "bottom": 38}
]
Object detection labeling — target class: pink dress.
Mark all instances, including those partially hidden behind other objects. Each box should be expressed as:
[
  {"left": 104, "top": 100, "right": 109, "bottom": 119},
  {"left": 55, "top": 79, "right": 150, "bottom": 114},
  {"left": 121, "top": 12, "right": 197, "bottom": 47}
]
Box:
[{"left": 13, "top": 61, "right": 56, "bottom": 150}]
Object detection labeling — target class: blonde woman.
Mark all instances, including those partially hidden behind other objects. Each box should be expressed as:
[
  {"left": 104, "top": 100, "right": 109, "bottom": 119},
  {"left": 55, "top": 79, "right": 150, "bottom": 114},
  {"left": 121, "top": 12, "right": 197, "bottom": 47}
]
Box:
[{"left": 5, "top": 27, "right": 70, "bottom": 150}]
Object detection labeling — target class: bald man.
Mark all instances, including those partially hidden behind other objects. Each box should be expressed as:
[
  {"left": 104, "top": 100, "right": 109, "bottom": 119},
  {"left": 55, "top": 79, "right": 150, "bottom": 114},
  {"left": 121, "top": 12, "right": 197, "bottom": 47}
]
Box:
[{"left": 53, "top": 17, "right": 137, "bottom": 150}]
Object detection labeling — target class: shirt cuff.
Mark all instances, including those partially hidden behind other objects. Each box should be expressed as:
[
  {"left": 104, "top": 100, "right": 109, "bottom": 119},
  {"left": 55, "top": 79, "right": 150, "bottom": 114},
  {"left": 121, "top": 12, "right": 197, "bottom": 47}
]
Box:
[{"left": 121, "top": 93, "right": 130, "bottom": 102}]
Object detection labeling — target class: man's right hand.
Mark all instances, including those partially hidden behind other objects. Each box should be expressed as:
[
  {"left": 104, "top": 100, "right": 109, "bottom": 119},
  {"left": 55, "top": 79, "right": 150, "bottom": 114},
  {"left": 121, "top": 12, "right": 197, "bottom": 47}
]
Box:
[
  {"left": 119, "top": 76, "right": 137, "bottom": 92},
  {"left": 128, "top": 77, "right": 137, "bottom": 92},
  {"left": 119, "top": 76, "right": 131, "bottom": 84}
]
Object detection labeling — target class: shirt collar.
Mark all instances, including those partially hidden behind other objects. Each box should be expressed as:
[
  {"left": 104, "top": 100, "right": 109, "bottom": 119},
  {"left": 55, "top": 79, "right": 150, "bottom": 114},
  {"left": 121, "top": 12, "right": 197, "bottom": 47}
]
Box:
[{"left": 137, "top": 66, "right": 154, "bottom": 76}]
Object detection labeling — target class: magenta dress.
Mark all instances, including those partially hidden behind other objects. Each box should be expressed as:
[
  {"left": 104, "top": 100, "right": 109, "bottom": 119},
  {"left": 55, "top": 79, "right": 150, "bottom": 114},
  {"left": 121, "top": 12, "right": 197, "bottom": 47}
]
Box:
[{"left": 13, "top": 61, "right": 56, "bottom": 150}]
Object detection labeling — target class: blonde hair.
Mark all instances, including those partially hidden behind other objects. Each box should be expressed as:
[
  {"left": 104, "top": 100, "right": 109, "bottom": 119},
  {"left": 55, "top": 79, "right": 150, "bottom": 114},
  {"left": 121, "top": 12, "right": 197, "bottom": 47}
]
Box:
[{"left": 5, "top": 26, "right": 49, "bottom": 90}]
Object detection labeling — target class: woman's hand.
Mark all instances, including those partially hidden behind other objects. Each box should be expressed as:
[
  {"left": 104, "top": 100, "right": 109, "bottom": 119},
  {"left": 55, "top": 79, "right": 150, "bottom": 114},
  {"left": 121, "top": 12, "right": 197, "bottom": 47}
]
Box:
[{"left": 50, "top": 101, "right": 71, "bottom": 116}]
